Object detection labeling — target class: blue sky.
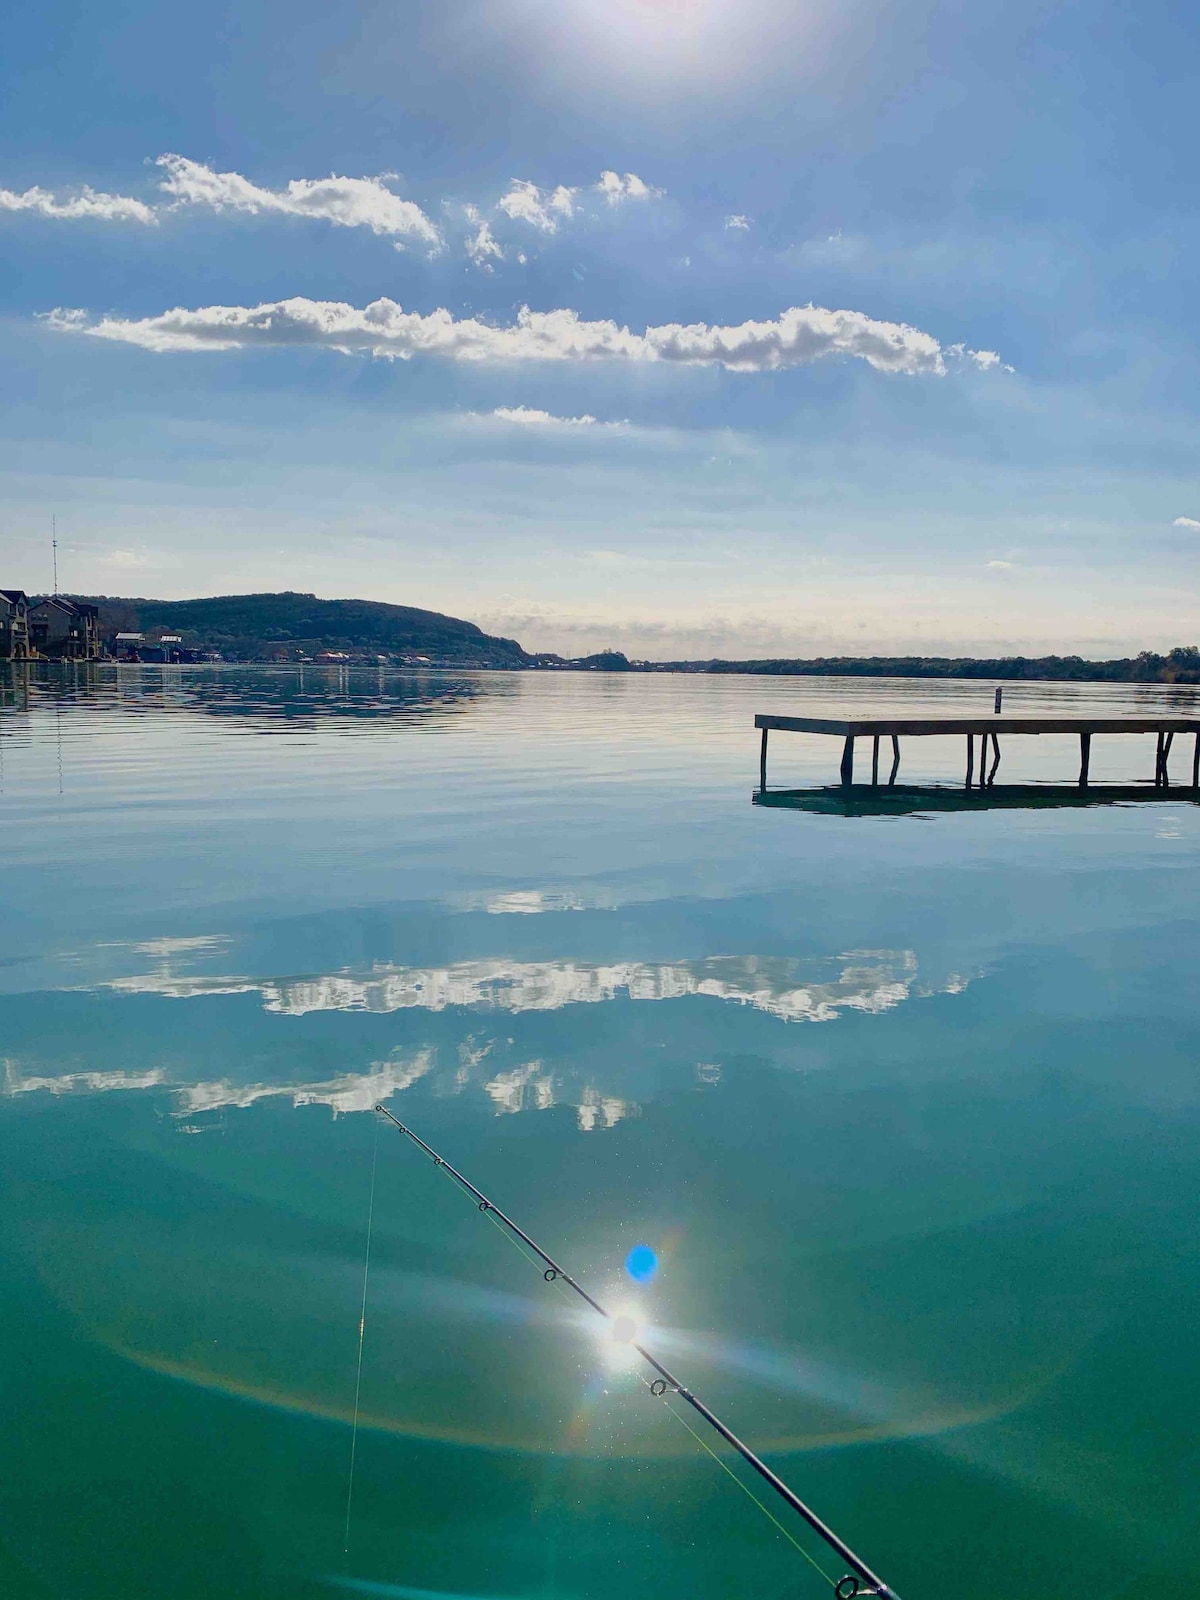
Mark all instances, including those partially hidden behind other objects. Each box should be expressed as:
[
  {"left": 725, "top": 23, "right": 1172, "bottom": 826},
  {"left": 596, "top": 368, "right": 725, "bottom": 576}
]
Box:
[{"left": 2, "top": 0, "right": 1199, "bottom": 658}]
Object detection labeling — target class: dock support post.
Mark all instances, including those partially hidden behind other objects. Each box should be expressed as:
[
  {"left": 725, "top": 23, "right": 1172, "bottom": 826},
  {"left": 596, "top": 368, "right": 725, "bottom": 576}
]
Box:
[
  {"left": 987, "top": 733, "right": 1001, "bottom": 786},
  {"left": 888, "top": 735, "right": 900, "bottom": 787},
  {"left": 759, "top": 726, "right": 768, "bottom": 794},
  {"left": 1156, "top": 730, "right": 1174, "bottom": 787},
  {"left": 965, "top": 734, "right": 975, "bottom": 789},
  {"left": 1079, "top": 731, "right": 1091, "bottom": 789},
  {"left": 840, "top": 735, "right": 855, "bottom": 788},
  {"left": 871, "top": 735, "right": 880, "bottom": 787},
  {"left": 1193, "top": 731, "right": 1199, "bottom": 790}
]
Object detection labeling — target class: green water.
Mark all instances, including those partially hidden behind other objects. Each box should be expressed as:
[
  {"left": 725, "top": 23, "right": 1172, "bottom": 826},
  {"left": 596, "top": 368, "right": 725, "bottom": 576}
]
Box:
[{"left": 1, "top": 666, "right": 1197, "bottom": 1600}]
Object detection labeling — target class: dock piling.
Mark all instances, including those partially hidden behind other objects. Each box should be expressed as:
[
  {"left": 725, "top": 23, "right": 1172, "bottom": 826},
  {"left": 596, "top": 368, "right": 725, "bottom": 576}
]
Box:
[
  {"left": 759, "top": 726, "right": 769, "bottom": 794},
  {"left": 965, "top": 734, "right": 975, "bottom": 789},
  {"left": 1079, "top": 731, "right": 1091, "bottom": 789},
  {"left": 839, "top": 735, "right": 855, "bottom": 788},
  {"left": 1156, "top": 730, "right": 1175, "bottom": 787},
  {"left": 871, "top": 734, "right": 880, "bottom": 787},
  {"left": 889, "top": 734, "right": 900, "bottom": 786}
]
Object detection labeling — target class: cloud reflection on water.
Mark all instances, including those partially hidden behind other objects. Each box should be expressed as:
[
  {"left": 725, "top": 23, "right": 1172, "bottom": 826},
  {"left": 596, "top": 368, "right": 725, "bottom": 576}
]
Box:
[
  {"left": 98, "top": 948, "right": 968, "bottom": 1022},
  {"left": 2, "top": 946, "right": 979, "bottom": 1130}
]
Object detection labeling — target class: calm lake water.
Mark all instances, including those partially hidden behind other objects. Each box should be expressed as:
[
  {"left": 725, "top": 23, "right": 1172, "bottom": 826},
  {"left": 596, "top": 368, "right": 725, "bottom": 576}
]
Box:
[{"left": 2, "top": 665, "right": 1198, "bottom": 1600}]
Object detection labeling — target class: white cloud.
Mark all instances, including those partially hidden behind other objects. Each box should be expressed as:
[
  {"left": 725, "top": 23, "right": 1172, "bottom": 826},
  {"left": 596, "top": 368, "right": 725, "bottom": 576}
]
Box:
[
  {"left": 490, "top": 405, "right": 599, "bottom": 426},
  {"left": 465, "top": 216, "right": 504, "bottom": 270},
  {"left": 597, "top": 170, "right": 662, "bottom": 204},
  {"left": 0, "top": 184, "right": 155, "bottom": 223},
  {"left": 48, "top": 296, "right": 1000, "bottom": 377},
  {"left": 496, "top": 179, "right": 577, "bottom": 233},
  {"left": 724, "top": 214, "right": 751, "bottom": 231},
  {"left": 1173, "top": 516, "right": 1200, "bottom": 531},
  {"left": 942, "top": 340, "right": 1009, "bottom": 372},
  {"left": 155, "top": 153, "right": 441, "bottom": 248}
]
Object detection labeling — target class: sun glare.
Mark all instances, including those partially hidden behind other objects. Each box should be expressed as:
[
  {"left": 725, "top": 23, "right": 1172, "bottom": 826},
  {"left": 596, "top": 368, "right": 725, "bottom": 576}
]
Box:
[
  {"left": 601, "top": 1302, "right": 647, "bottom": 1370},
  {"left": 563, "top": 0, "right": 766, "bottom": 77}
]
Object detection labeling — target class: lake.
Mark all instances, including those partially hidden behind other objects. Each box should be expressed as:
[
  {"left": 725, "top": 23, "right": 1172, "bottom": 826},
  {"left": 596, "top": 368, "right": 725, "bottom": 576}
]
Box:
[{"left": 1, "top": 665, "right": 1197, "bottom": 1600}]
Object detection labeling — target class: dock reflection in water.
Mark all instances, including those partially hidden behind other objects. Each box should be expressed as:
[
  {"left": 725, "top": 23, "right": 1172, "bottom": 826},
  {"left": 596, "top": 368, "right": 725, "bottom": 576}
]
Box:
[{"left": 753, "top": 782, "right": 1200, "bottom": 817}]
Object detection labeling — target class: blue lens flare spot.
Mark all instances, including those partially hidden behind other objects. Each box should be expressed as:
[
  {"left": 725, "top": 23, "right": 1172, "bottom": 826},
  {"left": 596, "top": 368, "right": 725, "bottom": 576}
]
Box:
[{"left": 625, "top": 1244, "right": 658, "bottom": 1283}]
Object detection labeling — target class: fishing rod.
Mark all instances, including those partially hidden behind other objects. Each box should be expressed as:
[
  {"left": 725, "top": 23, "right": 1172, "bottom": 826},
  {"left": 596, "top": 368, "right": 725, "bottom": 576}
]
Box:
[{"left": 373, "top": 1104, "right": 901, "bottom": 1600}]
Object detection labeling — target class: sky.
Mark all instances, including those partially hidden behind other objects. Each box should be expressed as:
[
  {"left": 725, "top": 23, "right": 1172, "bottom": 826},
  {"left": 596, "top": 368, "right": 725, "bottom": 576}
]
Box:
[{"left": 2, "top": 0, "right": 1199, "bottom": 660}]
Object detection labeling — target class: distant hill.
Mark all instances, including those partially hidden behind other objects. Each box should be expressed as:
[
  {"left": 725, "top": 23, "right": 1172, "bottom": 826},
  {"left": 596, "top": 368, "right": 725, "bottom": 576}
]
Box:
[{"left": 68, "top": 592, "right": 530, "bottom": 666}]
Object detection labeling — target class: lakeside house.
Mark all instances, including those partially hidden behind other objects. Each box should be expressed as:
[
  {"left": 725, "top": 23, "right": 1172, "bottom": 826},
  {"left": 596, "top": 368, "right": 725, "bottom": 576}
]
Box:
[
  {"left": 114, "top": 632, "right": 145, "bottom": 660},
  {"left": 28, "top": 596, "right": 102, "bottom": 661},
  {"left": 0, "top": 590, "right": 31, "bottom": 661}
]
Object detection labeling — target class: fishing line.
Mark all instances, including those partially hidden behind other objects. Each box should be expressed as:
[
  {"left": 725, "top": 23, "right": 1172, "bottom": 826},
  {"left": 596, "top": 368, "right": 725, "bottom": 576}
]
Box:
[
  {"left": 654, "top": 1383, "right": 836, "bottom": 1589},
  {"left": 371, "top": 1105, "right": 899, "bottom": 1600},
  {"left": 343, "top": 1114, "right": 380, "bottom": 1555}
]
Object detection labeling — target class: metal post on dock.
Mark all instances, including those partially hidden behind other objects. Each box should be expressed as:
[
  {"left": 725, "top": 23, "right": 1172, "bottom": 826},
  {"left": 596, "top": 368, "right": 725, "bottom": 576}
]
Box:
[
  {"left": 840, "top": 735, "right": 855, "bottom": 788},
  {"left": 965, "top": 734, "right": 975, "bottom": 789},
  {"left": 994, "top": 687, "right": 1002, "bottom": 714},
  {"left": 871, "top": 734, "right": 880, "bottom": 787},
  {"left": 1079, "top": 731, "right": 1091, "bottom": 789},
  {"left": 889, "top": 734, "right": 900, "bottom": 787},
  {"left": 759, "top": 726, "right": 768, "bottom": 794}
]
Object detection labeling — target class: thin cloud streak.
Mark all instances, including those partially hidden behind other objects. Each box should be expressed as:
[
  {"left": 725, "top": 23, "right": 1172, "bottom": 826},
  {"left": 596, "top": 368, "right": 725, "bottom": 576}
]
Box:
[
  {"left": 156, "top": 154, "right": 442, "bottom": 249},
  {"left": 0, "top": 184, "right": 156, "bottom": 223},
  {"left": 46, "top": 296, "right": 1002, "bottom": 376},
  {"left": 487, "top": 406, "right": 601, "bottom": 426}
]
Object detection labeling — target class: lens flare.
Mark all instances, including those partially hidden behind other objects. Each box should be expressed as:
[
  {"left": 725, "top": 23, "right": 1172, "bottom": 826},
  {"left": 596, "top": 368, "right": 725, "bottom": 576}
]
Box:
[{"left": 625, "top": 1244, "right": 658, "bottom": 1283}]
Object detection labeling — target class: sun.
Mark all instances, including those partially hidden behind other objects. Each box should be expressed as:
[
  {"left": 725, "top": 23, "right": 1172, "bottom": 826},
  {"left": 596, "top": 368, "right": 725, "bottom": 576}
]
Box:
[{"left": 601, "top": 1302, "right": 647, "bottom": 1371}]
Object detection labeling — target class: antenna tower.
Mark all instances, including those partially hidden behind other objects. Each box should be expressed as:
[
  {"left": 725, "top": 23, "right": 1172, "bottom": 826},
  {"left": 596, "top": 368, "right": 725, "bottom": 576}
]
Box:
[{"left": 52, "top": 516, "right": 58, "bottom": 596}]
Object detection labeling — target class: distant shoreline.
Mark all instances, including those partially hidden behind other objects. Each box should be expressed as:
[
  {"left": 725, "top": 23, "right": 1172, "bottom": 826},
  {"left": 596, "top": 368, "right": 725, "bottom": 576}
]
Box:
[
  {"left": 4, "top": 592, "right": 1197, "bottom": 684},
  {"left": 9, "top": 651, "right": 1200, "bottom": 687},
  {"left": 618, "top": 649, "right": 1200, "bottom": 685}
]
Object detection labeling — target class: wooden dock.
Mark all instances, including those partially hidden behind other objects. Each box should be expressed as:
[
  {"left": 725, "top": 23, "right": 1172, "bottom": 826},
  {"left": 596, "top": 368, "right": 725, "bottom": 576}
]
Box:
[{"left": 755, "top": 713, "right": 1200, "bottom": 791}]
